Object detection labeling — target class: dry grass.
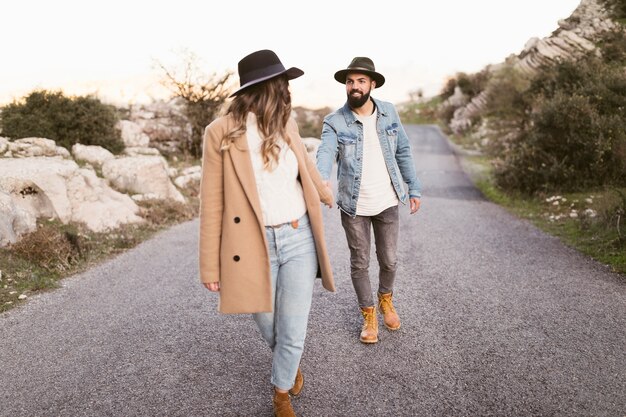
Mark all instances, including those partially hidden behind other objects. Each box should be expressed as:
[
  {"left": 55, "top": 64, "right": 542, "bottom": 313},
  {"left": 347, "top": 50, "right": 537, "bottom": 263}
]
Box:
[{"left": 0, "top": 198, "right": 199, "bottom": 313}]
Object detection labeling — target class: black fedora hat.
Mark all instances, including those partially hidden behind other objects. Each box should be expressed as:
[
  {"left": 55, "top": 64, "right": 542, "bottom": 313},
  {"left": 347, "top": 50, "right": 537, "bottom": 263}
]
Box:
[
  {"left": 229, "top": 49, "right": 304, "bottom": 97},
  {"left": 334, "top": 56, "right": 385, "bottom": 88}
]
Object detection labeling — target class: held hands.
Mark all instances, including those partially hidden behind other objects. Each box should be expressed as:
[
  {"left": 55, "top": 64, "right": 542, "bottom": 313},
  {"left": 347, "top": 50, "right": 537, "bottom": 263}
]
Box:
[
  {"left": 410, "top": 197, "right": 421, "bottom": 215},
  {"left": 203, "top": 282, "right": 220, "bottom": 292}
]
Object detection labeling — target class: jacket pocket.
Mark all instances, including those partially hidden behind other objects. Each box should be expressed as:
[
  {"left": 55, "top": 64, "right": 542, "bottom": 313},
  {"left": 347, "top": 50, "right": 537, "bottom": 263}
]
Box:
[{"left": 338, "top": 134, "right": 357, "bottom": 159}]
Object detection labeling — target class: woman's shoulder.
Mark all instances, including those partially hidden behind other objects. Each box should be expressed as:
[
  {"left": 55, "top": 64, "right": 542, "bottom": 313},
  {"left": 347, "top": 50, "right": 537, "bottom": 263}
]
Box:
[{"left": 206, "top": 114, "right": 234, "bottom": 133}]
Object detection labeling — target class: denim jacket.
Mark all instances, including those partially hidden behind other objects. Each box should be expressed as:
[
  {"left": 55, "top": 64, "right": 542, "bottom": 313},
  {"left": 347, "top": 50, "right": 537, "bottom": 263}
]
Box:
[{"left": 316, "top": 97, "right": 421, "bottom": 217}]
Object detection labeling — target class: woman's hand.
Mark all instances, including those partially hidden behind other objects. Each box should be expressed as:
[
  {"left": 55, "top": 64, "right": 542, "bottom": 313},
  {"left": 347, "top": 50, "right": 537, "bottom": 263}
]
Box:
[
  {"left": 203, "top": 282, "right": 220, "bottom": 292},
  {"left": 322, "top": 181, "right": 333, "bottom": 208}
]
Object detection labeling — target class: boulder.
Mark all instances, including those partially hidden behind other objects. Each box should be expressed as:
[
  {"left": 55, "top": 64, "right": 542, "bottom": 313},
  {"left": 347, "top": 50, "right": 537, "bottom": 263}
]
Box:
[
  {"left": 102, "top": 156, "right": 186, "bottom": 203},
  {"left": 116, "top": 120, "right": 150, "bottom": 148},
  {"left": 0, "top": 191, "right": 37, "bottom": 247},
  {"left": 0, "top": 157, "right": 143, "bottom": 235},
  {"left": 8, "top": 138, "right": 70, "bottom": 158},
  {"left": 71, "top": 144, "right": 115, "bottom": 168}
]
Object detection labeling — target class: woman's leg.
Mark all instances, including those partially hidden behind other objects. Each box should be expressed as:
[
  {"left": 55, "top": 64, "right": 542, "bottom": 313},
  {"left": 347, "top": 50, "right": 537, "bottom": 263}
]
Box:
[{"left": 254, "top": 214, "right": 318, "bottom": 391}]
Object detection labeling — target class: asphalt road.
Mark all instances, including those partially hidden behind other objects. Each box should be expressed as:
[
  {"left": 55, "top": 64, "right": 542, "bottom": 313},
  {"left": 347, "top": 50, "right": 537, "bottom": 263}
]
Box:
[{"left": 1, "top": 125, "right": 624, "bottom": 417}]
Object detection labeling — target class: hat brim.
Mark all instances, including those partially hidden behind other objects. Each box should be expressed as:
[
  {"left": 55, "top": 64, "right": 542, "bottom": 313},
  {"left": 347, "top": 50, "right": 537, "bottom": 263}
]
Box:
[
  {"left": 334, "top": 69, "right": 385, "bottom": 88},
  {"left": 229, "top": 67, "right": 304, "bottom": 98}
]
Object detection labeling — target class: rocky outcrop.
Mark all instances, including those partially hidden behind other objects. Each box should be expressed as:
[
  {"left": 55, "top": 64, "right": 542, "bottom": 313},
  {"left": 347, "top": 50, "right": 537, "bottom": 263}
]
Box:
[
  {"left": 116, "top": 120, "right": 150, "bottom": 148},
  {"left": 173, "top": 166, "right": 201, "bottom": 190},
  {"left": 5, "top": 137, "right": 71, "bottom": 158},
  {"left": 0, "top": 191, "right": 37, "bottom": 247},
  {"left": 446, "top": 0, "right": 619, "bottom": 134},
  {"left": 101, "top": 156, "right": 186, "bottom": 204},
  {"left": 0, "top": 158, "right": 144, "bottom": 243},
  {"left": 515, "top": 0, "right": 615, "bottom": 74},
  {"left": 0, "top": 135, "right": 199, "bottom": 246},
  {"left": 71, "top": 143, "right": 115, "bottom": 168},
  {"left": 128, "top": 100, "right": 191, "bottom": 155}
]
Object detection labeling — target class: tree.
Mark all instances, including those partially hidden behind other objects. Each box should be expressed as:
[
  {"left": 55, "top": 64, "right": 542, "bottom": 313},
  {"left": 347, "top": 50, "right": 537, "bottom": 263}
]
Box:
[{"left": 156, "top": 50, "right": 233, "bottom": 157}]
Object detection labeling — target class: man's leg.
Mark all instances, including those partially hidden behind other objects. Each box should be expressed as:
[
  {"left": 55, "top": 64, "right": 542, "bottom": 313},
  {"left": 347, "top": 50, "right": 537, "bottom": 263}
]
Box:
[
  {"left": 372, "top": 205, "right": 401, "bottom": 330},
  {"left": 341, "top": 211, "right": 378, "bottom": 343}
]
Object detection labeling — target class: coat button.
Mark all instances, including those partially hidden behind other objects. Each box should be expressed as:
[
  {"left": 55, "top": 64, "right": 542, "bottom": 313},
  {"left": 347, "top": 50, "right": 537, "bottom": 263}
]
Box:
[
  {"left": 233, "top": 255, "right": 240, "bottom": 262},
  {"left": 234, "top": 217, "right": 240, "bottom": 223}
]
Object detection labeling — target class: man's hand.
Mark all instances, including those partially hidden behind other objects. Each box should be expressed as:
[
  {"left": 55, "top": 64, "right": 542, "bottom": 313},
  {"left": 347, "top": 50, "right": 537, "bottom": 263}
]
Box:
[
  {"left": 203, "top": 282, "right": 220, "bottom": 292},
  {"left": 410, "top": 197, "right": 421, "bottom": 215}
]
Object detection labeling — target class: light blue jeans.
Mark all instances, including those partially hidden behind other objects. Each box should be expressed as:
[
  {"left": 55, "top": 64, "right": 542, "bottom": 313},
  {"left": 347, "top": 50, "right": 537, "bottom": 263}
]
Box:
[{"left": 253, "top": 213, "right": 318, "bottom": 391}]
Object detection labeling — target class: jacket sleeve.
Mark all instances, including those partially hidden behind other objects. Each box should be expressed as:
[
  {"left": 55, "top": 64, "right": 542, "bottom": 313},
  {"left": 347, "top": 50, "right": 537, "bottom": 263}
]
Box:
[
  {"left": 198, "top": 122, "right": 224, "bottom": 284},
  {"left": 392, "top": 106, "right": 422, "bottom": 198},
  {"left": 315, "top": 118, "right": 339, "bottom": 181}
]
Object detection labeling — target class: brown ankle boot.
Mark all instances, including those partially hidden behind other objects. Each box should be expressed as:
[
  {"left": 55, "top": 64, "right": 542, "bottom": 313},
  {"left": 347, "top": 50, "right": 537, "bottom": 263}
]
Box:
[
  {"left": 378, "top": 292, "right": 401, "bottom": 330},
  {"left": 273, "top": 390, "right": 296, "bottom": 417},
  {"left": 289, "top": 367, "right": 303, "bottom": 396},
  {"left": 359, "top": 306, "right": 378, "bottom": 344}
]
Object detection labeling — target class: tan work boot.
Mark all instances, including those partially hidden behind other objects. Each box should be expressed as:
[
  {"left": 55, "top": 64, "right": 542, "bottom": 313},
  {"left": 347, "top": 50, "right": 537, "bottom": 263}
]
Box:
[
  {"left": 378, "top": 292, "right": 401, "bottom": 330},
  {"left": 273, "top": 389, "right": 296, "bottom": 417},
  {"left": 359, "top": 306, "right": 379, "bottom": 344},
  {"left": 289, "top": 367, "right": 303, "bottom": 396}
]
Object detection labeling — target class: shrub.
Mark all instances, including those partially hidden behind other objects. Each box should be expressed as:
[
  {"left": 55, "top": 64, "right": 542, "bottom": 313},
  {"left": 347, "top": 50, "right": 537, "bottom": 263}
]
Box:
[
  {"left": 10, "top": 223, "right": 83, "bottom": 273},
  {"left": 483, "top": 65, "right": 533, "bottom": 156},
  {"left": 0, "top": 90, "right": 124, "bottom": 153},
  {"left": 440, "top": 70, "right": 491, "bottom": 100},
  {"left": 493, "top": 56, "right": 626, "bottom": 193}
]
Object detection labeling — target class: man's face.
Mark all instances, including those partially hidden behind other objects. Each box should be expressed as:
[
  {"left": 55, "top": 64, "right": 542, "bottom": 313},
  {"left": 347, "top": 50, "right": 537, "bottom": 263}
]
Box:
[{"left": 345, "top": 72, "right": 375, "bottom": 108}]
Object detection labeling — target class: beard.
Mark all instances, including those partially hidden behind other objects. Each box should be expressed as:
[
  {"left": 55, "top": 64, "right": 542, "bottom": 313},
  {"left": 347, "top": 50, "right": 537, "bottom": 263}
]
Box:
[{"left": 347, "top": 89, "right": 371, "bottom": 109}]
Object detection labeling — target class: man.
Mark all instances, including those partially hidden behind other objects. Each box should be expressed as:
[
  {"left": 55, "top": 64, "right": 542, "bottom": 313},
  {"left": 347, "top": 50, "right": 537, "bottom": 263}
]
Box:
[{"left": 316, "top": 56, "right": 421, "bottom": 344}]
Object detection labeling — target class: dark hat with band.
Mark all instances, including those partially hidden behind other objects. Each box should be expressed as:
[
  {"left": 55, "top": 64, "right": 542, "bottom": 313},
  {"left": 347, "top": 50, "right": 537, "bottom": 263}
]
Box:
[
  {"left": 334, "top": 56, "right": 385, "bottom": 87},
  {"left": 229, "top": 49, "right": 304, "bottom": 97}
]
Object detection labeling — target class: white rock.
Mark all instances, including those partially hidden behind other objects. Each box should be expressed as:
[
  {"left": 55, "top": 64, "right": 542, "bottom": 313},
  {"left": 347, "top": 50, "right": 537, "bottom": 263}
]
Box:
[
  {"left": 0, "top": 137, "right": 9, "bottom": 154},
  {"left": 71, "top": 144, "right": 115, "bottom": 168},
  {"left": 102, "top": 156, "right": 186, "bottom": 203},
  {"left": 116, "top": 120, "right": 150, "bottom": 147},
  {"left": 9, "top": 138, "right": 70, "bottom": 158},
  {"left": 123, "top": 146, "right": 161, "bottom": 156},
  {"left": 0, "top": 191, "right": 37, "bottom": 247},
  {"left": 0, "top": 157, "right": 144, "bottom": 235},
  {"left": 174, "top": 171, "right": 201, "bottom": 189}
]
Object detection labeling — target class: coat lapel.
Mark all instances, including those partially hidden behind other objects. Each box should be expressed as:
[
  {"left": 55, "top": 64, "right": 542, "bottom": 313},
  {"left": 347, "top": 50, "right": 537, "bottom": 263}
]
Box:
[{"left": 228, "top": 134, "right": 266, "bottom": 232}]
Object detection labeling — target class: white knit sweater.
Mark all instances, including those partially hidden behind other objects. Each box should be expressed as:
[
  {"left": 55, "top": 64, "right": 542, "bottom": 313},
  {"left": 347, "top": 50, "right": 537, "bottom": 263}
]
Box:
[{"left": 246, "top": 113, "right": 307, "bottom": 226}]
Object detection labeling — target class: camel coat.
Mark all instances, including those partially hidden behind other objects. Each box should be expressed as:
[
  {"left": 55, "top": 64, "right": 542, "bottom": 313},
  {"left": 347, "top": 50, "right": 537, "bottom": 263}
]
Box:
[{"left": 198, "top": 114, "right": 336, "bottom": 314}]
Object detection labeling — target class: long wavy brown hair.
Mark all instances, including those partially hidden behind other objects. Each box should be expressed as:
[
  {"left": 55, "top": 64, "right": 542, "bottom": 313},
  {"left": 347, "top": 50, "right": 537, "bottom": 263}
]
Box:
[{"left": 221, "top": 75, "right": 292, "bottom": 171}]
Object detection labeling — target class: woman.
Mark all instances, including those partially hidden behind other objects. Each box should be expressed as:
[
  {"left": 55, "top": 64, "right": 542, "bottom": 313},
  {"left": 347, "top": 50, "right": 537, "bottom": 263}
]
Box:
[{"left": 198, "top": 49, "right": 335, "bottom": 417}]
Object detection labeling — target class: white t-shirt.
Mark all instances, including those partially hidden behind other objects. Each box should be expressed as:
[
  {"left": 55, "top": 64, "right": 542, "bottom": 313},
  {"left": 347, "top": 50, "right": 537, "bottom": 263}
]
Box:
[
  {"left": 246, "top": 113, "right": 307, "bottom": 226},
  {"left": 355, "top": 111, "right": 398, "bottom": 216}
]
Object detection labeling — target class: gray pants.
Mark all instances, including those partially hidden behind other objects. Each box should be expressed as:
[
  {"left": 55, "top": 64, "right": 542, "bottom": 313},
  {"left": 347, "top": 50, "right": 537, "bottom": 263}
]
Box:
[{"left": 340, "top": 205, "right": 399, "bottom": 308}]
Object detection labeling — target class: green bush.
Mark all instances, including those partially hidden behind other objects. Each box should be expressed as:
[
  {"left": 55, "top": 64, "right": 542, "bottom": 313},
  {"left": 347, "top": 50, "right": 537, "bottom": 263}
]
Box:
[
  {"left": 0, "top": 90, "right": 124, "bottom": 153},
  {"left": 492, "top": 56, "right": 626, "bottom": 193}
]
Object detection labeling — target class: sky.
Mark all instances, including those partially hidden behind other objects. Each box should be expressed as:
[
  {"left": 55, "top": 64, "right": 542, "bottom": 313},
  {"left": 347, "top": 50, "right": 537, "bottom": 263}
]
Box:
[{"left": 1, "top": 0, "right": 582, "bottom": 110}]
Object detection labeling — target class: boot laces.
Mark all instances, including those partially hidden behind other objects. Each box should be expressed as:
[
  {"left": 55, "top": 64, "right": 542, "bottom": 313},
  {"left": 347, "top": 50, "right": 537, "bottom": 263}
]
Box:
[
  {"left": 378, "top": 295, "right": 396, "bottom": 314},
  {"left": 362, "top": 309, "right": 377, "bottom": 329}
]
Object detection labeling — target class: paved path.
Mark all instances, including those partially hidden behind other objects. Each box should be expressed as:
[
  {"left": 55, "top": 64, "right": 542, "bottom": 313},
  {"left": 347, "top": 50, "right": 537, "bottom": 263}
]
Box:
[{"left": 1, "top": 125, "right": 624, "bottom": 417}]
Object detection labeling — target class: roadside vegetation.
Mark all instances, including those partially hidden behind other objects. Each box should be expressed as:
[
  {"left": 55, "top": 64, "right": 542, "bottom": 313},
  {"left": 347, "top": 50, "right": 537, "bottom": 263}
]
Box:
[
  {"left": 402, "top": 11, "right": 626, "bottom": 276},
  {"left": 0, "top": 87, "right": 202, "bottom": 313},
  {"left": 0, "top": 197, "right": 198, "bottom": 313}
]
